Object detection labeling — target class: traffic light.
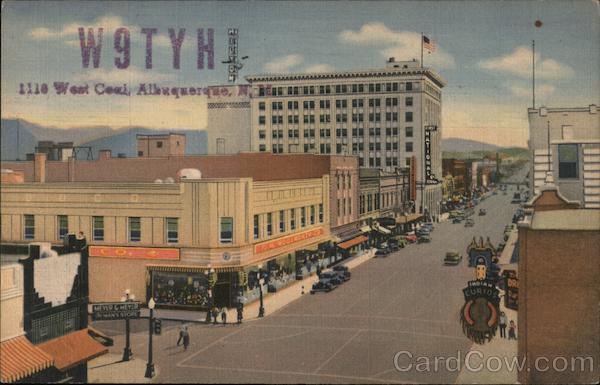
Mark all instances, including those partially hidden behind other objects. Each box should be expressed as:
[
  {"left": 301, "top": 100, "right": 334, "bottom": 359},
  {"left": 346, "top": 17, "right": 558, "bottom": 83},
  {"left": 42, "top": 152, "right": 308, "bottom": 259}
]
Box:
[{"left": 153, "top": 319, "right": 162, "bottom": 335}]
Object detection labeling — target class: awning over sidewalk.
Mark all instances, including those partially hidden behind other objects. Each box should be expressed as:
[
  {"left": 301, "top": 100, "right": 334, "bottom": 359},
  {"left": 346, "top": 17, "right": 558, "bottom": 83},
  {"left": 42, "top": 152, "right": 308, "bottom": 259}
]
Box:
[
  {"left": 337, "top": 235, "right": 369, "bottom": 250},
  {"left": 360, "top": 225, "right": 372, "bottom": 233},
  {"left": 0, "top": 336, "right": 54, "bottom": 383},
  {"left": 395, "top": 213, "right": 423, "bottom": 224},
  {"left": 146, "top": 264, "right": 242, "bottom": 273},
  {"left": 373, "top": 224, "right": 391, "bottom": 235},
  {"left": 37, "top": 329, "right": 108, "bottom": 371}
]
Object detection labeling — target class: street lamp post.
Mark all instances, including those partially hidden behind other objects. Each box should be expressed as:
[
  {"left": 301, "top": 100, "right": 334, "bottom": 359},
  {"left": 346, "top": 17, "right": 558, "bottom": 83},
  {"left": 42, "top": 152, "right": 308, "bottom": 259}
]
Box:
[
  {"left": 144, "top": 298, "right": 156, "bottom": 379},
  {"left": 204, "top": 267, "right": 215, "bottom": 323},
  {"left": 121, "top": 289, "right": 135, "bottom": 362},
  {"left": 257, "top": 264, "right": 265, "bottom": 318}
]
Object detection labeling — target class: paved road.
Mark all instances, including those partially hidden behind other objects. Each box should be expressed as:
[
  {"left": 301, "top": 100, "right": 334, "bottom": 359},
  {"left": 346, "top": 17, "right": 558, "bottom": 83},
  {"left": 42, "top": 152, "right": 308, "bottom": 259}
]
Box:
[{"left": 95, "top": 191, "right": 519, "bottom": 384}]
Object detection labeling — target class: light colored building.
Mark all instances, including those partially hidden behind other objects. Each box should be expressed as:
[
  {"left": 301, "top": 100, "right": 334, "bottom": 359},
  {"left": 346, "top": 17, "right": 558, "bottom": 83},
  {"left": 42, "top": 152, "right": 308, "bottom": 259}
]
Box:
[
  {"left": 528, "top": 104, "right": 600, "bottom": 207},
  {"left": 136, "top": 133, "right": 186, "bottom": 157},
  {"left": 245, "top": 58, "right": 445, "bottom": 219},
  {"left": 206, "top": 84, "right": 252, "bottom": 154},
  {"left": 1, "top": 263, "right": 24, "bottom": 343}
]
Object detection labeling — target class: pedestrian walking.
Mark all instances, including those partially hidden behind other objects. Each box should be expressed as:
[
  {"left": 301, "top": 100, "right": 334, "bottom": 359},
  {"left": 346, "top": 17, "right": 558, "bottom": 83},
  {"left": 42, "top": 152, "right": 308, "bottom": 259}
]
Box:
[
  {"left": 508, "top": 320, "right": 517, "bottom": 340},
  {"left": 316, "top": 264, "right": 322, "bottom": 278},
  {"left": 221, "top": 307, "right": 227, "bottom": 325},
  {"left": 499, "top": 312, "right": 507, "bottom": 338},
  {"left": 237, "top": 304, "right": 243, "bottom": 324},
  {"left": 182, "top": 328, "right": 190, "bottom": 350},
  {"left": 212, "top": 307, "right": 219, "bottom": 325},
  {"left": 176, "top": 322, "right": 188, "bottom": 346}
]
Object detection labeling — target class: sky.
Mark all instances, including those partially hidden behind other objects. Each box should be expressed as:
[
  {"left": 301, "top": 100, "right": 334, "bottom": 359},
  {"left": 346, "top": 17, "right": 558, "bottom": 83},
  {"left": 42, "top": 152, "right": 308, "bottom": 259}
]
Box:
[{"left": 1, "top": 0, "right": 599, "bottom": 148}]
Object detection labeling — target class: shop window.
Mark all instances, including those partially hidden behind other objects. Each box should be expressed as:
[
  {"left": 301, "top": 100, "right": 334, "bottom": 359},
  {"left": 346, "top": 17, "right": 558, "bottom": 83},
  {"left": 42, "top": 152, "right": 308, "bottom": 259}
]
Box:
[
  {"left": 279, "top": 210, "right": 286, "bottom": 232},
  {"left": 558, "top": 144, "right": 578, "bottom": 179},
  {"left": 24, "top": 214, "right": 35, "bottom": 240},
  {"left": 254, "top": 215, "right": 260, "bottom": 239},
  {"left": 166, "top": 218, "right": 178, "bottom": 243},
  {"left": 290, "top": 209, "right": 296, "bottom": 230},
  {"left": 57, "top": 215, "right": 68, "bottom": 240},
  {"left": 92, "top": 216, "right": 104, "bottom": 241},
  {"left": 220, "top": 217, "right": 233, "bottom": 243},
  {"left": 153, "top": 271, "right": 210, "bottom": 307},
  {"left": 129, "top": 217, "right": 141, "bottom": 243},
  {"left": 310, "top": 206, "right": 315, "bottom": 225},
  {"left": 319, "top": 204, "right": 323, "bottom": 223},
  {"left": 267, "top": 213, "right": 272, "bottom": 236},
  {"left": 301, "top": 207, "right": 306, "bottom": 227},
  {"left": 156, "top": 141, "right": 163, "bottom": 148}
]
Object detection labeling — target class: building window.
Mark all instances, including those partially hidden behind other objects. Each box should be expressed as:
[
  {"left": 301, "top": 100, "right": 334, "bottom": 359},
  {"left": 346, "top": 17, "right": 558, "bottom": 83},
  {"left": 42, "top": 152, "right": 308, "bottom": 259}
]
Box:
[
  {"left": 92, "top": 216, "right": 104, "bottom": 241},
  {"left": 156, "top": 141, "right": 163, "bottom": 148},
  {"left": 57, "top": 215, "right": 68, "bottom": 240},
  {"left": 558, "top": 144, "right": 578, "bottom": 179},
  {"left": 347, "top": 174, "right": 351, "bottom": 189},
  {"left": 24, "top": 214, "right": 35, "bottom": 240},
  {"left": 279, "top": 210, "right": 286, "bottom": 232},
  {"left": 348, "top": 198, "right": 352, "bottom": 214},
  {"left": 138, "top": 151, "right": 144, "bottom": 156},
  {"left": 310, "top": 206, "right": 315, "bottom": 225},
  {"left": 259, "top": 144, "right": 266, "bottom": 152},
  {"left": 405, "top": 112, "right": 413, "bottom": 122},
  {"left": 406, "top": 142, "right": 413, "bottom": 152},
  {"left": 166, "top": 218, "right": 178, "bottom": 243},
  {"left": 259, "top": 102, "right": 265, "bottom": 111},
  {"left": 406, "top": 82, "right": 413, "bottom": 91},
  {"left": 219, "top": 217, "right": 233, "bottom": 244},
  {"left": 129, "top": 217, "right": 141, "bottom": 242},
  {"left": 406, "top": 127, "right": 413, "bottom": 137},
  {"left": 319, "top": 203, "right": 323, "bottom": 223},
  {"left": 290, "top": 209, "right": 296, "bottom": 230},
  {"left": 405, "top": 97, "right": 413, "bottom": 107},
  {"left": 301, "top": 207, "right": 306, "bottom": 227},
  {"left": 266, "top": 213, "right": 272, "bottom": 236},
  {"left": 258, "top": 116, "right": 265, "bottom": 125},
  {"left": 254, "top": 215, "right": 260, "bottom": 239}
]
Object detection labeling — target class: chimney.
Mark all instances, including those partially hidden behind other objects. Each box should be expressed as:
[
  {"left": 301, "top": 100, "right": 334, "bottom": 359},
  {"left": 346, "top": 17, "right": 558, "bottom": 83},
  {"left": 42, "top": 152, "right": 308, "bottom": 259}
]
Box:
[
  {"left": 98, "top": 149, "right": 112, "bottom": 160},
  {"left": 34, "top": 153, "right": 46, "bottom": 183}
]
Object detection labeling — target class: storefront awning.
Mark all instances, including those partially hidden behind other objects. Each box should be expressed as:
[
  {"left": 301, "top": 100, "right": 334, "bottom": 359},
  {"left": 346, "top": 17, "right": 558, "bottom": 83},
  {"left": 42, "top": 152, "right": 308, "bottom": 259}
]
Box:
[
  {"left": 338, "top": 235, "right": 369, "bottom": 250},
  {"left": 37, "top": 329, "right": 107, "bottom": 371},
  {"left": 146, "top": 264, "right": 242, "bottom": 273},
  {"left": 0, "top": 336, "right": 54, "bottom": 383},
  {"left": 374, "top": 225, "right": 391, "bottom": 235},
  {"left": 395, "top": 213, "right": 424, "bottom": 224},
  {"left": 360, "top": 225, "right": 372, "bottom": 233}
]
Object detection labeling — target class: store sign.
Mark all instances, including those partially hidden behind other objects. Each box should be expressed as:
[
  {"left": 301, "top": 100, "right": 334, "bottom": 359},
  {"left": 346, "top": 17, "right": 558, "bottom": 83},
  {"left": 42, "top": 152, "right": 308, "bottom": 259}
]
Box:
[
  {"left": 91, "top": 301, "right": 141, "bottom": 321},
  {"left": 254, "top": 228, "right": 324, "bottom": 254},
  {"left": 89, "top": 246, "right": 180, "bottom": 260},
  {"left": 410, "top": 155, "right": 417, "bottom": 200},
  {"left": 503, "top": 269, "right": 518, "bottom": 311},
  {"left": 424, "top": 126, "right": 440, "bottom": 184}
]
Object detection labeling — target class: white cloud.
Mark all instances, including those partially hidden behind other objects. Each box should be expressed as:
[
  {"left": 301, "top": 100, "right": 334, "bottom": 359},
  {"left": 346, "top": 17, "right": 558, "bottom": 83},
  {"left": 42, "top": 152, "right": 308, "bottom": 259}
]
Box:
[
  {"left": 478, "top": 46, "right": 574, "bottom": 79},
  {"left": 72, "top": 66, "right": 175, "bottom": 84},
  {"left": 509, "top": 83, "right": 555, "bottom": 98},
  {"left": 339, "top": 22, "right": 456, "bottom": 69},
  {"left": 304, "top": 64, "right": 333, "bottom": 73},
  {"left": 264, "top": 54, "right": 303, "bottom": 73}
]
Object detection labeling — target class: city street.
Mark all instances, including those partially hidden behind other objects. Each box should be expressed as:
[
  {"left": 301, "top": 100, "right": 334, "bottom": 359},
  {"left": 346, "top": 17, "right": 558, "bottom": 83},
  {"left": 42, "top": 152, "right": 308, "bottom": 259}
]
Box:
[{"left": 92, "top": 190, "right": 521, "bottom": 384}]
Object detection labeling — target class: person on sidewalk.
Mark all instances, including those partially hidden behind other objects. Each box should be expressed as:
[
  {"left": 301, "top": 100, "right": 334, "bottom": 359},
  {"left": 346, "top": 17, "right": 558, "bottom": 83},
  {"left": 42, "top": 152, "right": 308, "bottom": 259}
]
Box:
[
  {"left": 316, "top": 264, "right": 322, "bottom": 278},
  {"left": 177, "top": 322, "right": 188, "bottom": 346},
  {"left": 212, "top": 307, "right": 219, "bottom": 325},
  {"left": 236, "top": 303, "right": 243, "bottom": 324},
  {"left": 221, "top": 307, "right": 227, "bottom": 325},
  {"left": 508, "top": 320, "right": 517, "bottom": 340},
  {"left": 499, "top": 312, "right": 507, "bottom": 338},
  {"left": 182, "top": 328, "right": 190, "bottom": 350}
]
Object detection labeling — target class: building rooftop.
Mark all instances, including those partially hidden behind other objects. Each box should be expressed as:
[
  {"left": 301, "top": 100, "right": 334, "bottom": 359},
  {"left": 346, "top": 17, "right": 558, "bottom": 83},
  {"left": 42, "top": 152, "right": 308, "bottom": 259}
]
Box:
[{"left": 529, "top": 209, "right": 600, "bottom": 231}]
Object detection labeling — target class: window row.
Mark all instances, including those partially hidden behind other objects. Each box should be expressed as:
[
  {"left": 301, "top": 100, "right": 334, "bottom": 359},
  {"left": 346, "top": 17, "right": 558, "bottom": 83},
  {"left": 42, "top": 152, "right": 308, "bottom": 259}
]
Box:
[
  {"left": 258, "top": 127, "right": 413, "bottom": 140},
  {"left": 259, "top": 112, "right": 412, "bottom": 125},
  {"left": 253, "top": 205, "right": 324, "bottom": 240},
  {"left": 257, "top": 82, "right": 417, "bottom": 96}
]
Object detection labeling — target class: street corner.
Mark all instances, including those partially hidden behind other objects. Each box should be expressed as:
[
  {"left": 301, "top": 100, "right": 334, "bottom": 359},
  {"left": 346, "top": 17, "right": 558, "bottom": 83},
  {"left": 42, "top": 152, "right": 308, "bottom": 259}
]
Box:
[{"left": 88, "top": 353, "right": 159, "bottom": 383}]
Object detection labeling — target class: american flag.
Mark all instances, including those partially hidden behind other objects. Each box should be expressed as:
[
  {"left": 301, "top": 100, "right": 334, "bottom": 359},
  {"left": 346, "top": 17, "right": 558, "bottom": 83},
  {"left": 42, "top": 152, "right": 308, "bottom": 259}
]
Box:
[{"left": 423, "top": 36, "right": 436, "bottom": 52}]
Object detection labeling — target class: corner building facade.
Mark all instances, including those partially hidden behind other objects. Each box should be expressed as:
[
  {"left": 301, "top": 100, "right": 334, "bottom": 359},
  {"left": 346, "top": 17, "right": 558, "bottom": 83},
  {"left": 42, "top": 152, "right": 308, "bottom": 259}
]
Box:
[{"left": 246, "top": 59, "right": 445, "bottom": 219}]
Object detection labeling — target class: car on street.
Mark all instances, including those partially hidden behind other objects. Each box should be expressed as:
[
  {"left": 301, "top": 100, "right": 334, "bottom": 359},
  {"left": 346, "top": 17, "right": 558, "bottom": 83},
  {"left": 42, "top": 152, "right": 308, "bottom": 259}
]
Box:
[
  {"left": 374, "top": 249, "right": 389, "bottom": 258},
  {"left": 464, "top": 218, "right": 475, "bottom": 227},
  {"left": 417, "top": 234, "right": 431, "bottom": 243},
  {"left": 388, "top": 239, "right": 400, "bottom": 251},
  {"left": 416, "top": 227, "right": 431, "bottom": 236},
  {"left": 332, "top": 265, "right": 351, "bottom": 281},
  {"left": 452, "top": 217, "right": 463, "bottom": 224},
  {"left": 422, "top": 222, "right": 435, "bottom": 231},
  {"left": 479, "top": 208, "right": 487, "bottom": 216},
  {"left": 444, "top": 251, "right": 462, "bottom": 265},
  {"left": 310, "top": 280, "right": 334, "bottom": 294},
  {"left": 319, "top": 271, "right": 344, "bottom": 285},
  {"left": 405, "top": 234, "right": 417, "bottom": 243}
]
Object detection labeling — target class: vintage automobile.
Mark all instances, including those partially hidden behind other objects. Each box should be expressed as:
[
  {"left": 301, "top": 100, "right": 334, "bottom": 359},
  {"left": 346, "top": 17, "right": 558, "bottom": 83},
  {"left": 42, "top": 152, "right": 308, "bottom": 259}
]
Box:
[
  {"left": 319, "top": 271, "right": 344, "bottom": 285},
  {"left": 497, "top": 242, "right": 506, "bottom": 253},
  {"left": 422, "top": 222, "right": 435, "bottom": 231},
  {"left": 479, "top": 208, "right": 487, "bottom": 216},
  {"left": 374, "top": 249, "right": 389, "bottom": 258},
  {"left": 452, "top": 217, "right": 463, "bottom": 224},
  {"left": 405, "top": 233, "right": 418, "bottom": 243},
  {"left": 444, "top": 251, "right": 462, "bottom": 265},
  {"left": 310, "top": 280, "right": 334, "bottom": 294},
  {"left": 388, "top": 239, "right": 400, "bottom": 251},
  {"left": 332, "top": 265, "right": 351, "bottom": 281},
  {"left": 464, "top": 218, "right": 475, "bottom": 227},
  {"left": 418, "top": 234, "right": 431, "bottom": 243}
]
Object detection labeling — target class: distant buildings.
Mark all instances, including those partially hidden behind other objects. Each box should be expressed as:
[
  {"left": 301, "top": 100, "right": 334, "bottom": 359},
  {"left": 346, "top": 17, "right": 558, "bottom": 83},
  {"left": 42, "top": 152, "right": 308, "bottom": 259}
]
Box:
[
  {"left": 527, "top": 104, "right": 599, "bottom": 208},
  {"left": 136, "top": 133, "right": 186, "bottom": 158}
]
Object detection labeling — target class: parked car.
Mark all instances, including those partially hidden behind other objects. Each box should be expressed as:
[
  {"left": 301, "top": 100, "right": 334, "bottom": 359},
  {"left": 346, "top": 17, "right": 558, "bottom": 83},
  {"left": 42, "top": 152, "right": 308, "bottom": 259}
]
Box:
[
  {"left": 444, "top": 251, "right": 462, "bottom": 265},
  {"left": 452, "top": 217, "right": 463, "bottom": 224},
  {"left": 417, "top": 234, "right": 431, "bottom": 243},
  {"left": 497, "top": 242, "right": 506, "bottom": 253},
  {"left": 479, "top": 208, "right": 487, "bottom": 216},
  {"left": 416, "top": 228, "right": 431, "bottom": 236},
  {"left": 388, "top": 239, "right": 400, "bottom": 251},
  {"left": 375, "top": 249, "right": 389, "bottom": 258},
  {"left": 405, "top": 233, "right": 418, "bottom": 243},
  {"left": 319, "top": 271, "right": 344, "bottom": 285},
  {"left": 422, "top": 222, "right": 435, "bottom": 231},
  {"left": 464, "top": 218, "right": 475, "bottom": 227},
  {"left": 310, "top": 280, "right": 334, "bottom": 294},
  {"left": 332, "top": 265, "right": 351, "bottom": 281}
]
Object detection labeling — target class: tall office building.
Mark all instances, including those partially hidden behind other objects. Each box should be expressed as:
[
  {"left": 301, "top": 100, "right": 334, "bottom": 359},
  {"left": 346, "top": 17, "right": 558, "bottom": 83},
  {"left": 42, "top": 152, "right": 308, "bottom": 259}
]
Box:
[{"left": 245, "top": 59, "right": 446, "bottom": 218}]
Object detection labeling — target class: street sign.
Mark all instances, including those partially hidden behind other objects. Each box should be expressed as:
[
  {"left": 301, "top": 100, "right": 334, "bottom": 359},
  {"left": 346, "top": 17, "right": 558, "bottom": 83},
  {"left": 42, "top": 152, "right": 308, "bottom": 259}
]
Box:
[{"left": 92, "top": 301, "right": 141, "bottom": 321}]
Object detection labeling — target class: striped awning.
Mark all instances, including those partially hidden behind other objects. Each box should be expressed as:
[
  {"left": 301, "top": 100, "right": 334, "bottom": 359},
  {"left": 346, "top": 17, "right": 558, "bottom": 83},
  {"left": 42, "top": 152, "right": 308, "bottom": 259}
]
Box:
[
  {"left": 37, "top": 329, "right": 108, "bottom": 371},
  {"left": 0, "top": 336, "right": 54, "bottom": 383},
  {"left": 146, "top": 264, "right": 242, "bottom": 273},
  {"left": 337, "top": 235, "right": 369, "bottom": 250}
]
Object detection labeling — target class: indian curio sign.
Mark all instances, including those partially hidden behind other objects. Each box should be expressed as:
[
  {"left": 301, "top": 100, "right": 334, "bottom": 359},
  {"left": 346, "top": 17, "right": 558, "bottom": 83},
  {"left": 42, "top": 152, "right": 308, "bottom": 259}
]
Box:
[
  {"left": 89, "top": 246, "right": 180, "bottom": 260},
  {"left": 254, "top": 228, "right": 324, "bottom": 254}
]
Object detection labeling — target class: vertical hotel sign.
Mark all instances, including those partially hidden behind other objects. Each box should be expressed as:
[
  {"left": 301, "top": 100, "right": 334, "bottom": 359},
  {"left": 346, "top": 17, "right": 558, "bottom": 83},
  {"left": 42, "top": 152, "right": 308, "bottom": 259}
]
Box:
[
  {"left": 424, "top": 125, "right": 440, "bottom": 184},
  {"left": 228, "top": 28, "right": 239, "bottom": 82}
]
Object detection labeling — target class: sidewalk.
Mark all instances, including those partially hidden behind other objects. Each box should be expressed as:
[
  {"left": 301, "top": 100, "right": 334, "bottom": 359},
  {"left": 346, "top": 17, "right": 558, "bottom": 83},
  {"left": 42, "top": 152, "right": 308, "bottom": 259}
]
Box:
[
  {"left": 225, "top": 248, "right": 376, "bottom": 323},
  {"left": 498, "top": 229, "right": 518, "bottom": 265},
  {"left": 88, "top": 353, "right": 156, "bottom": 383}
]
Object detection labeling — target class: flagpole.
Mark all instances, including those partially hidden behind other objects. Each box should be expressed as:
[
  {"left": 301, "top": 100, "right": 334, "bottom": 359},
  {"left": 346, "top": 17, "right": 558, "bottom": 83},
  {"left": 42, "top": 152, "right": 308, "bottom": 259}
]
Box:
[
  {"left": 532, "top": 40, "right": 535, "bottom": 109},
  {"left": 421, "top": 32, "right": 424, "bottom": 68}
]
